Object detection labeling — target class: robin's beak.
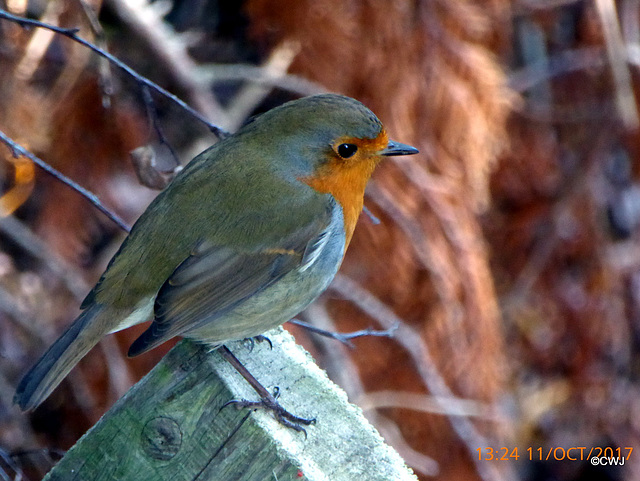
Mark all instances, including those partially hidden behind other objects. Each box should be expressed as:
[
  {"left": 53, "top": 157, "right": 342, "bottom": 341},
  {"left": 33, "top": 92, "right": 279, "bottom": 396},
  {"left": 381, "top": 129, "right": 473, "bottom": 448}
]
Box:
[{"left": 380, "top": 140, "right": 419, "bottom": 156}]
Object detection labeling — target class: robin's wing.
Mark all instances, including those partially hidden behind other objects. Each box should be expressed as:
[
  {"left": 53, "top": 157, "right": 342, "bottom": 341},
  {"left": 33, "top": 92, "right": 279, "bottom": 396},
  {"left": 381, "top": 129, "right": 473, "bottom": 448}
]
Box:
[{"left": 127, "top": 204, "right": 335, "bottom": 356}]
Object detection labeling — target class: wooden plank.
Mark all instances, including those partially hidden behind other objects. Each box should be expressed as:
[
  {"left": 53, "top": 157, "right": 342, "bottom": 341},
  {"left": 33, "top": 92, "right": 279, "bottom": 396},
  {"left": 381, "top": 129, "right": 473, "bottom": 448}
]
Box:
[{"left": 43, "top": 328, "right": 418, "bottom": 481}]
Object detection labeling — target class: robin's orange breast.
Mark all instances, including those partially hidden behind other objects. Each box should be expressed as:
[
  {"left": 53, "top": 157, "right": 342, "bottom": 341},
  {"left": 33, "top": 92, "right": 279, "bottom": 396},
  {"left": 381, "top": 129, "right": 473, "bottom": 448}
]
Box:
[{"left": 300, "top": 129, "right": 388, "bottom": 250}]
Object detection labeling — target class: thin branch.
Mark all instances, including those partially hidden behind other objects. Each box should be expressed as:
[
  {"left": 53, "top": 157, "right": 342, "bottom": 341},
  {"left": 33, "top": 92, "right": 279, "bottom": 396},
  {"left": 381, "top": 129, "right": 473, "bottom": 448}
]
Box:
[
  {"left": 299, "top": 302, "right": 365, "bottom": 393},
  {"left": 222, "top": 40, "right": 301, "bottom": 132},
  {"left": 0, "top": 8, "right": 230, "bottom": 139},
  {"left": 356, "top": 390, "right": 502, "bottom": 420},
  {"left": 141, "top": 85, "right": 181, "bottom": 169},
  {"left": 288, "top": 319, "right": 397, "bottom": 348},
  {"left": 361, "top": 205, "right": 380, "bottom": 225},
  {"left": 12, "top": 1, "right": 62, "bottom": 82},
  {"left": 0, "top": 130, "right": 131, "bottom": 233},
  {"left": 75, "top": 0, "right": 115, "bottom": 106},
  {"left": 197, "top": 62, "right": 326, "bottom": 97}
]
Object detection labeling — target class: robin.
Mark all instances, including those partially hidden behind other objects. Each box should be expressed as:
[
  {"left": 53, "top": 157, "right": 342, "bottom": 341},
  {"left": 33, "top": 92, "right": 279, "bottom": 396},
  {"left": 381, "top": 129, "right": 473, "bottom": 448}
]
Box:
[{"left": 14, "top": 93, "right": 419, "bottom": 412}]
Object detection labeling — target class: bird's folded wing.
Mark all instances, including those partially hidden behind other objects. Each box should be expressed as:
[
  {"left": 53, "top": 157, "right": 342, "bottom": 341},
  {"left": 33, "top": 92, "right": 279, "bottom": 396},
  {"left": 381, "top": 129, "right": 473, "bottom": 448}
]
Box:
[{"left": 127, "top": 211, "right": 333, "bottom": 356}]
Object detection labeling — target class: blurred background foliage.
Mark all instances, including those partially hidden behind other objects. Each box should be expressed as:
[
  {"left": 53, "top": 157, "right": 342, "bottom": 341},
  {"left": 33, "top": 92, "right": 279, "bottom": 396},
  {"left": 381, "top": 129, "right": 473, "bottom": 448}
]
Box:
[{"left": 0, "top": 0, "right": 638, "bottom": 480}]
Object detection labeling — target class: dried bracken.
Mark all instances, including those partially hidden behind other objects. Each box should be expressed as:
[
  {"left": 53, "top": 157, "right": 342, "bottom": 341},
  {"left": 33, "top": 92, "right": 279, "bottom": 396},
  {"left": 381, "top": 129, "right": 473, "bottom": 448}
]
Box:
[{"left": 2, "top": 1, "right": 640, "bottom": 481}]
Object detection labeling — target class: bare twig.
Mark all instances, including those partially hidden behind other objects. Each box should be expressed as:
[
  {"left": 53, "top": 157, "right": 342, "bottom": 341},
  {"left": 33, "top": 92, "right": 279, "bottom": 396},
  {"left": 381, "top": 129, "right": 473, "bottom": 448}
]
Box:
[
  {"left": 0, "top": 8, "right": 230, "bottom": 139},
  {"left": 288, "top": 318, "right": 397, "bottom": 348},
  {"left": 0, "top": 130, "right": 131, "bottom": 233},
  {"left": 12, "top": 1, "right": 63, "bottom": 81},
  {"left": 356, "top": 390, "right": 502, "bottom": 420},
  {"left": 223, "top": 41, "right": 301, "bottom": 132},
  {"left": 75, "top": 0, "right": 115, "bottom": 106},
  {"left": 299, "top": 302, "right": 365, "bottom": 394},
  {"left": 361, "top": 205, "right": 380, "bottom": 225},
  {"left": 141, "top": 85, "right": 181, "bottom": 169},
  {"left": 198, "top": 63, "right": 326, "bottom": 97}
]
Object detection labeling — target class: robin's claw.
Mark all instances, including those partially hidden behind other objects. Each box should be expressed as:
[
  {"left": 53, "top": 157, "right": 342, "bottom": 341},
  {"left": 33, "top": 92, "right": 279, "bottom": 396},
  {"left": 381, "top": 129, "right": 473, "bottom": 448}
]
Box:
[
  {"left": 242, "top": 335, "right": 273, "bottom": 352},
  {"left": 220, "top": 386, "right": 315, "bottom": 434}
]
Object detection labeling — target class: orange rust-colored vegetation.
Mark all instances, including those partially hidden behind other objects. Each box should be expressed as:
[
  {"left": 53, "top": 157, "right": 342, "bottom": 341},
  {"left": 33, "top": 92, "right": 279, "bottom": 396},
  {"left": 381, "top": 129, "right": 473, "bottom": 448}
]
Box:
[{"left": 2, "top": 2, "right": 640, "bottom": 481}]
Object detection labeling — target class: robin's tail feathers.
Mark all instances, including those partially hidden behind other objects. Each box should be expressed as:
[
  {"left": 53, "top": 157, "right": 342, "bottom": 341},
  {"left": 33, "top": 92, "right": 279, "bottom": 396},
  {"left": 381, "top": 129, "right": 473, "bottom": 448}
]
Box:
[{"left": 14, "top": 305, "right": 105, "bottom": 411}]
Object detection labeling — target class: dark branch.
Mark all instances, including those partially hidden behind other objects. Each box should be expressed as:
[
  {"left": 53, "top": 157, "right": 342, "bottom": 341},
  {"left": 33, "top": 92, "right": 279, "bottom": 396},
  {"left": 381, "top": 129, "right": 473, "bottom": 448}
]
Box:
[
  {"left": 0, "top": 130, "right": 131, "bottom": 233},
  {"left": 141, "top": 85, "right": 181, "bottom": 169},
  {"left": 0, "top": 8, "right": 231, "bottom": 140}
]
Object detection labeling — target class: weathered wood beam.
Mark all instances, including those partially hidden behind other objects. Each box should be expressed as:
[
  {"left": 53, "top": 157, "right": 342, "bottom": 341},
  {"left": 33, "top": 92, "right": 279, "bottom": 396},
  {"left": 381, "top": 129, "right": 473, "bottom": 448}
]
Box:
[{"left": 43, "top": 328, "right": 417, "bottom": 481}]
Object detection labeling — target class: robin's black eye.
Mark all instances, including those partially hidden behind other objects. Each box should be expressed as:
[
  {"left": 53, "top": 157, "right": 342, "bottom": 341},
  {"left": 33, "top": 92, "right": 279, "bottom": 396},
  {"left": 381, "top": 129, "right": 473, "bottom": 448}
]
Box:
[{"left": 337, "top": 143, "right": 358, "bottom": 158}]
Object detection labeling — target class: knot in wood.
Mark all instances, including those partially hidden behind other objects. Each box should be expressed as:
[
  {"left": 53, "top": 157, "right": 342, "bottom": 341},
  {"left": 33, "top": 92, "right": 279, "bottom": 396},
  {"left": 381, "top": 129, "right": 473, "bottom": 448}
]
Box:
[{"left": 141, "top": 416, "right": 182, "bottom": 460}]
